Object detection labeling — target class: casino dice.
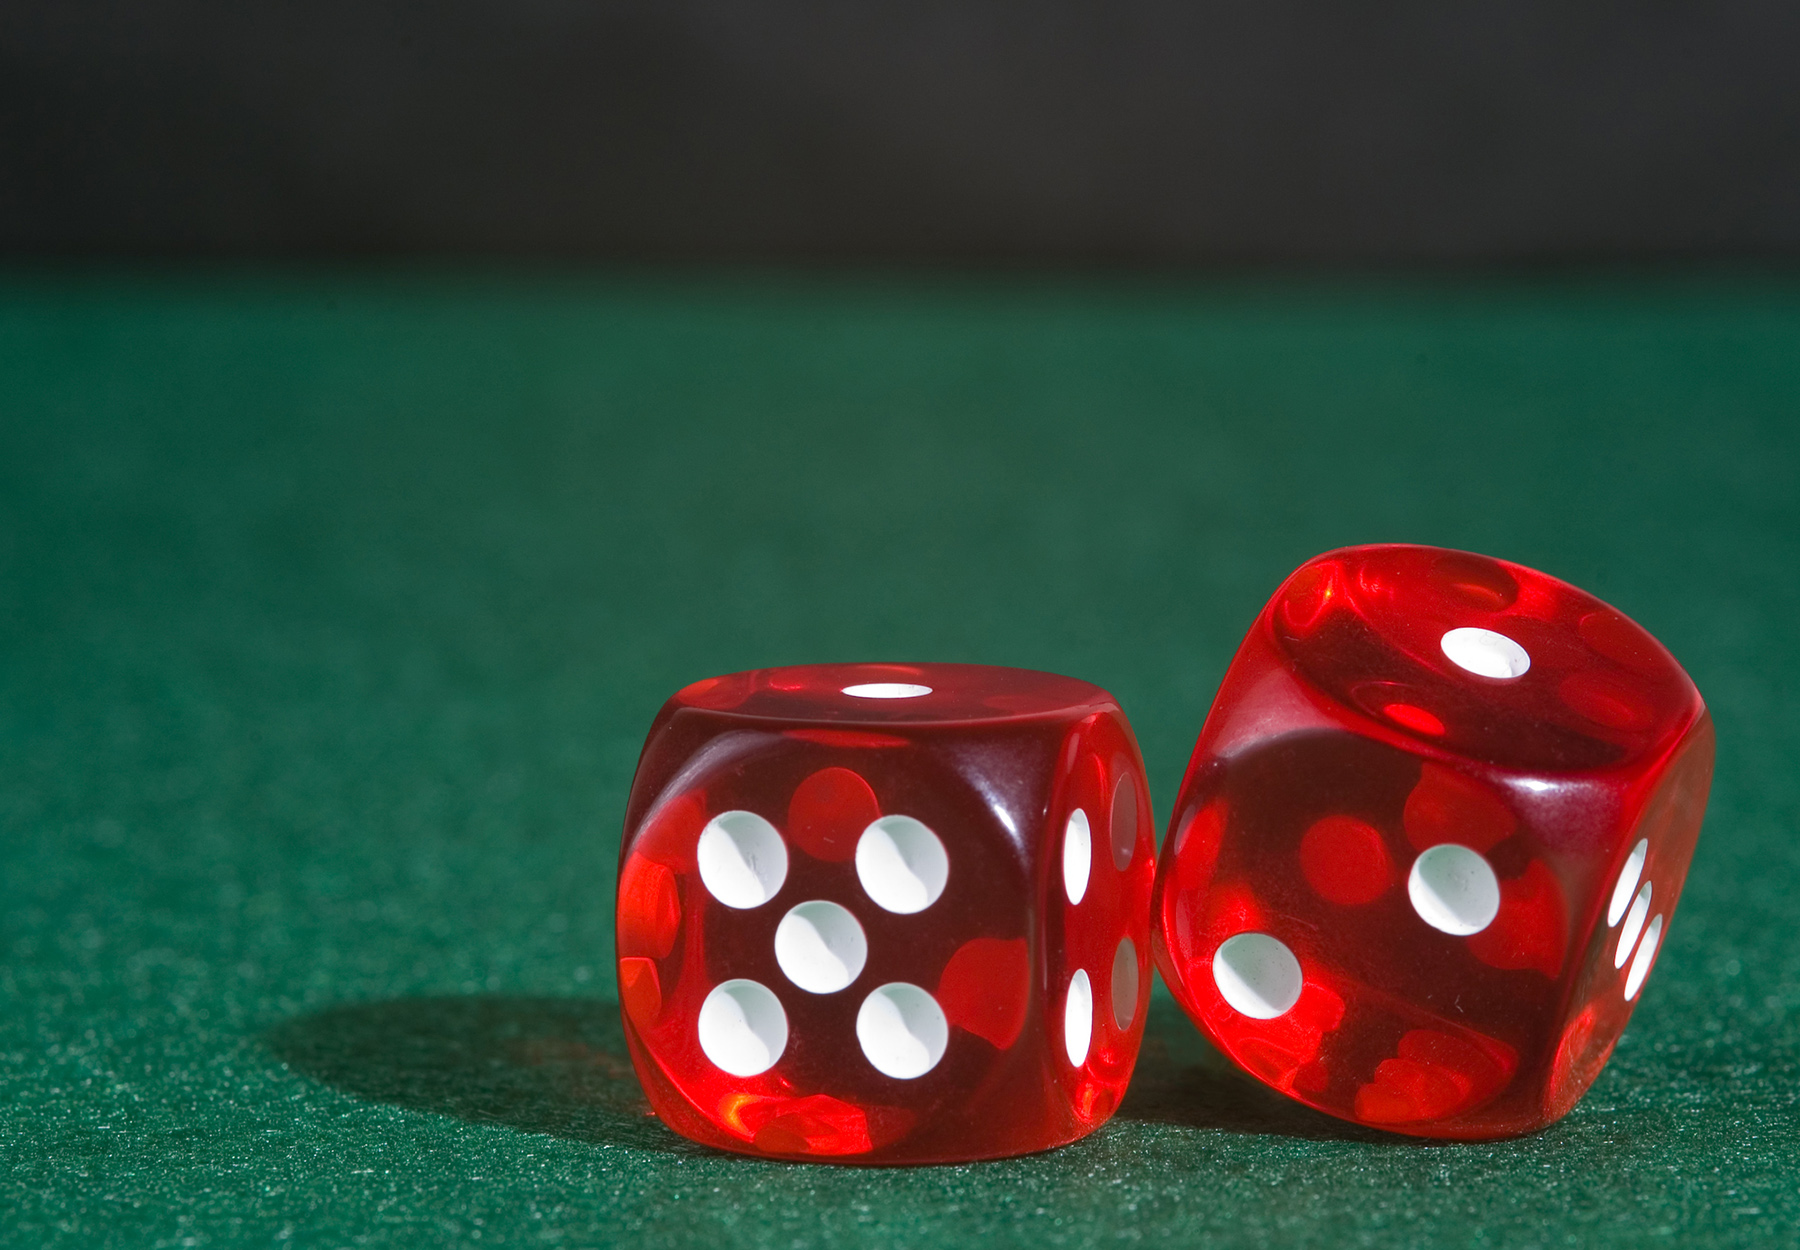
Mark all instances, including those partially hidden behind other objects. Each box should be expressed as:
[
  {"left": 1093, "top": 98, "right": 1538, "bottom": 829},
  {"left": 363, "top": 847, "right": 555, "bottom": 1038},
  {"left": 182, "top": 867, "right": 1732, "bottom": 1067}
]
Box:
[
  {"left": 1152, "top": 544, "right": 1713, "bottom": 1139},
  {"left": 617, "top": 662, "right": 1154, "bottom": 1163}
]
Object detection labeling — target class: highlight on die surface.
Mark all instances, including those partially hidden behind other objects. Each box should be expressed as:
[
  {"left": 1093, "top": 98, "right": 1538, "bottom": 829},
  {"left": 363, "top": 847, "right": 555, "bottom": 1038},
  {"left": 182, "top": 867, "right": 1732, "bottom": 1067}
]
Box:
[
  {"left": 617, "top": 662, "right": 1155, "bottom": 1163},
  {"left": 1153, "top": 544, "right": 1713, "bottom": 1139}
]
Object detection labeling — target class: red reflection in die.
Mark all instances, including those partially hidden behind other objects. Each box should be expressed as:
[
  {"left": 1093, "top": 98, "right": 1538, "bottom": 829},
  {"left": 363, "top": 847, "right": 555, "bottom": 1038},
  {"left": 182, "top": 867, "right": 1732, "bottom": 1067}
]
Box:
[
  {"left": 1153, "top": 545, "right": 1713, "bottom": 1139},
  {"left": 618, "top": 663, "right": 1155, "bottom": 1163}
]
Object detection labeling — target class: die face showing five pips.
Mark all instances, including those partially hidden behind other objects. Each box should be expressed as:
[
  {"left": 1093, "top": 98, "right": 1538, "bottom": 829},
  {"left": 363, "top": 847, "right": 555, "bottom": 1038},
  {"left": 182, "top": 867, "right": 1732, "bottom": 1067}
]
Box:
[
  {"left": 616, "top": 549, "right": 1711, "bottom": 1158},
  {"left": 617, "top": 663, "right": 1153, "bottom": 1164},
  {"left": 1152, "top": 544, "right": 1711, "bottom": 1139}
]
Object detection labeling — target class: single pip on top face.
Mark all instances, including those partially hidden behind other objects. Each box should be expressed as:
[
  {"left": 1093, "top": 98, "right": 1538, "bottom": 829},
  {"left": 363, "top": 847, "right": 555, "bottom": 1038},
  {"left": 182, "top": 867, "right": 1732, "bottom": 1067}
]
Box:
[
  {"left": 616, "top": 662, "right": 1156, "bottom": 1164},
  {"left": 1153, "top": 544, "right": 1712, "bottom": 1139}
]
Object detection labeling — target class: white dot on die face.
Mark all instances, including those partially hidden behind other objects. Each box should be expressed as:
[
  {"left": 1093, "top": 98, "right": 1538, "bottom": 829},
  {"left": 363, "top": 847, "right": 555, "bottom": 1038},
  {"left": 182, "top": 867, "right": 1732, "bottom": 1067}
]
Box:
[
  {"left": 773, "top": 900, "right": 867, "bottom": 994},
  {"left": 855, "top": 816, "right": 949, "bottom": 914},
  {"left": 856, "top": 983, "right": 948, "bottom": 1079},
  {"left": 1212, "top": 932, "right": 1303, "bottom": 1020},
  {"left": 1608, "top": 839, "right": 1649, "bottom": 927},
  {"left": 1623, "top": 913, "right": 1664, "bottom": 1001},
  {"left": 1062, "top": 809, "right": 1092, "bottom": 905},
  {"left": 1408, "top": 843, "right": 1501, "bottom": 935},
  {"left": 1110, "top": 776, "right": 1138, "bottom": 870},
  {"left": 1064, "top": 969, "right": 1094, "bottom": 1067},
  {"left": 842, "top": 683, "right": 933, "bottom": 699},
  {"left": 1441, "top": 627, "right": 1532, "bottom": 679},
  {"left": 696, "top": 811, "right": 788, "bottom": 909},
  {"left": 1111, "top": 936, "right": 1139, "bottom": 1030},
  {"left": 1616, "top": 881, "right": 1653, "bottom": 969},
  {"left": 697, "top": 979, "right": 788, "bottom": 1076}
]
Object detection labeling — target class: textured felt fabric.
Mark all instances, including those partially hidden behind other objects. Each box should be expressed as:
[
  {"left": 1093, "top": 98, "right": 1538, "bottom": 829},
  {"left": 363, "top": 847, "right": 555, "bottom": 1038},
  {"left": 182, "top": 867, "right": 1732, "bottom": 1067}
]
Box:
[{"left": 1, "top": 270, "right": 1796, "bottom": 1247}]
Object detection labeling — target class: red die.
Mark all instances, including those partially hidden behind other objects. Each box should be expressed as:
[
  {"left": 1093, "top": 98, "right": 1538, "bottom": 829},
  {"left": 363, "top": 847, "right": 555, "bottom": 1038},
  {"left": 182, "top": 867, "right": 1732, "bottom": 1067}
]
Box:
[
  {"left": 1153, "top": 545, "right": 1713, "bottom": 1139},
  {"left": 618, "top": 663, "right": 1154, "bottom": 1163}
]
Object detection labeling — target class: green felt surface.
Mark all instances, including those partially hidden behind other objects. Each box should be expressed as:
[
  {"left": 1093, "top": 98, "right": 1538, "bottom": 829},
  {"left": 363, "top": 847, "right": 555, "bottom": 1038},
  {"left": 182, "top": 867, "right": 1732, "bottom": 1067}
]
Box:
[{"left": 2, "top": 268, "right": 1797, "bottom": 1248}]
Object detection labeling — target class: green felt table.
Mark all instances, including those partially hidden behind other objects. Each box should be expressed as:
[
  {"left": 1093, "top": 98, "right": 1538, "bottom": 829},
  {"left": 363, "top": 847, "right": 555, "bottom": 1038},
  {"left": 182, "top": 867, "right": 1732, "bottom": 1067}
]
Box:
[{"left": 2, "top": 268, "right": 1797, "bottom": 1248}]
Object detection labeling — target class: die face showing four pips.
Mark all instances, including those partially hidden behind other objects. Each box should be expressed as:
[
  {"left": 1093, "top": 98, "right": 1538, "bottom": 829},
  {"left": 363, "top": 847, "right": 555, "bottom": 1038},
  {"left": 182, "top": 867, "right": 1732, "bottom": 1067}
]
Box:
[
  {"left": 616, "top": 663, "right": 1153, "bottom": 1163},
  {"left": 1152, "top": 545, "right": 1711, "bottom": 1139},
  {"left": 616, "top": 549, "right": 1711, "bottom": 1159}
]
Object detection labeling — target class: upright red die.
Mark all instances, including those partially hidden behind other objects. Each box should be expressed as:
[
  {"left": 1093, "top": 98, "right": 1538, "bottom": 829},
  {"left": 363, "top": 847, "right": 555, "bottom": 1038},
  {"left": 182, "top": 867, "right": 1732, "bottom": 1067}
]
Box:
[
  {"left": 618, "top": 663, "right": 1154, "bottom": 1163},
  {"left": 1153, "top": 545, "right": 1713, "bottom": 1138}
]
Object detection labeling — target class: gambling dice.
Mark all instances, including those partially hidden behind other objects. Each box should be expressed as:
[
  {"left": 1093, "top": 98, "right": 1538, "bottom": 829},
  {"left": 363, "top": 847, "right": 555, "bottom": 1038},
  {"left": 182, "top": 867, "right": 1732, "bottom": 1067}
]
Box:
[
  {"left": 1153, "top": 545, "right": 1713, "bottom": 1138},
  {"left": 617, "top": 663, "right": 1154, "bottom": 1163}
]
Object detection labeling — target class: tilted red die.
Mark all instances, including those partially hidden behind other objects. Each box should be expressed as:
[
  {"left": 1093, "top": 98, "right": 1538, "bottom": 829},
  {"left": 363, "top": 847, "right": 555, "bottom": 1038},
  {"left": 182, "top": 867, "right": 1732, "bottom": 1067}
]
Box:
[
  {"left": 1153, "top": 545, "right": 1713, "bottom": 1138},
  {"left": 618, "top": 663, "right": 1154, "bottom": 1163}
]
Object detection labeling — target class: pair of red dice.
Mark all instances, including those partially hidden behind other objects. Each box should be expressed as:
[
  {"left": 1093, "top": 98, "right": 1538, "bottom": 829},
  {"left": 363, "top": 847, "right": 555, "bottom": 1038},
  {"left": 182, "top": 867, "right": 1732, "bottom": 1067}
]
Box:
[{"left": 616, "top": 544, "right": 1713, "bottom": 1161}]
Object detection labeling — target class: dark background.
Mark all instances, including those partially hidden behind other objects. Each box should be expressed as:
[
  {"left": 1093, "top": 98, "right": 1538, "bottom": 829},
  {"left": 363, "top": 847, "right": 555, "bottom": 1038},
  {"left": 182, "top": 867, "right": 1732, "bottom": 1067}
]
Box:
[{"left": 4, "top": 0, "right": 1800, "bottom": 261}]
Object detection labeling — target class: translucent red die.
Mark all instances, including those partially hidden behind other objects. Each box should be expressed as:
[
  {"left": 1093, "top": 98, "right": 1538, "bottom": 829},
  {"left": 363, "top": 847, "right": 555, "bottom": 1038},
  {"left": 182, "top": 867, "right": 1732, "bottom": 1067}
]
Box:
[
  {"left": 618, "top": 662, "right": 1155, "bottom": 1163},
  {"left": 1153, "top": 545, "right": 1713, "bottom": 1138}
]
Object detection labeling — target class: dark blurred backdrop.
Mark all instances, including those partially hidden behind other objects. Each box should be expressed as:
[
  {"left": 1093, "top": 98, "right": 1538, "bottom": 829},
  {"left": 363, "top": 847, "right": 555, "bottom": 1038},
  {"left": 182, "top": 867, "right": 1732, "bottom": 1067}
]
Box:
[{"left": 3, "top": 0, "right": 1798, "bottom": 262}]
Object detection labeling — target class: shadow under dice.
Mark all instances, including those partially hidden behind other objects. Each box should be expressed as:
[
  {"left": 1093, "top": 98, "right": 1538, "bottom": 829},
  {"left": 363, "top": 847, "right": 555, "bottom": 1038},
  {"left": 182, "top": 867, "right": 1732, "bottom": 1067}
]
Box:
[
  {"left": 617, "top": 663, "right": 1155, "bottom": 1163},
  {"left": 1153, "top": 545, "right": 1713, "bottom": 1139}
]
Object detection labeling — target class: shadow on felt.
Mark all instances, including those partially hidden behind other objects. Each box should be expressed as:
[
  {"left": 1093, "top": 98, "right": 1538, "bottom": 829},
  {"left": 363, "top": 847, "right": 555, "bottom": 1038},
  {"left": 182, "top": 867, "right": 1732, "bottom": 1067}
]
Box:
[
  {"left": 264, "top": 994, "right": 1395, "bottom": 1156},
  {"left": 263, "top": 995, "right": 700, "bottom": 1154}
]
